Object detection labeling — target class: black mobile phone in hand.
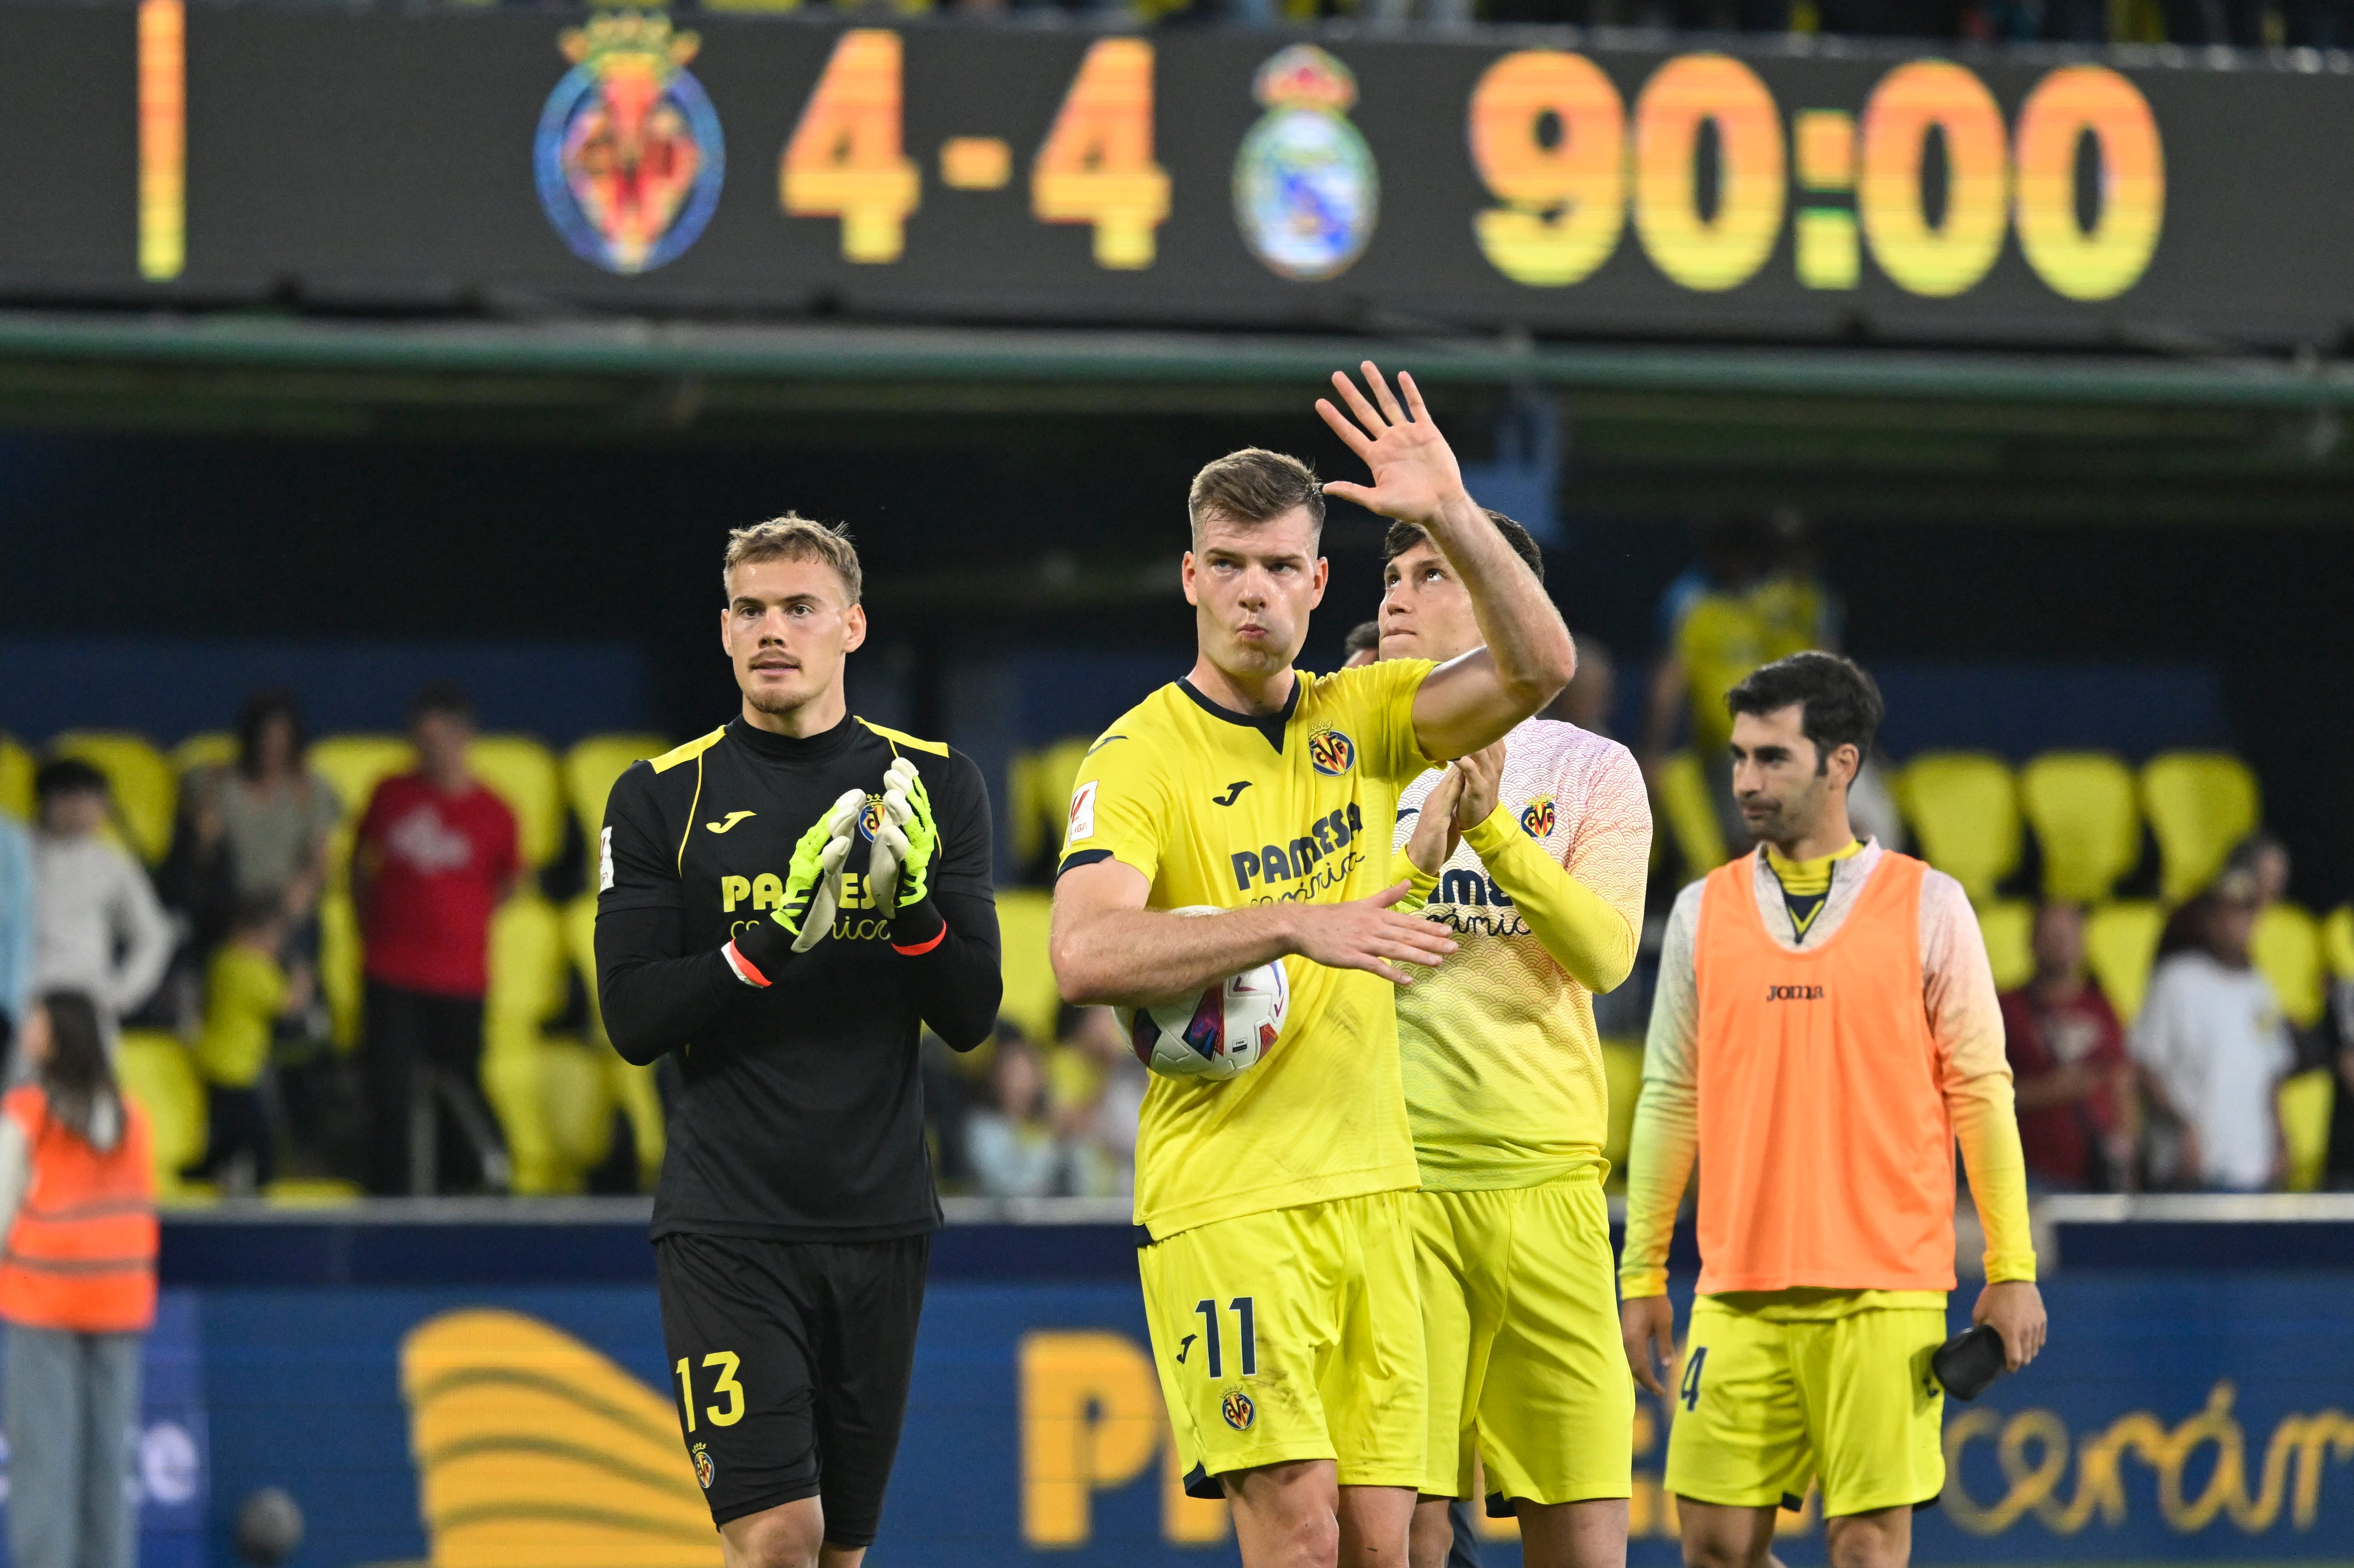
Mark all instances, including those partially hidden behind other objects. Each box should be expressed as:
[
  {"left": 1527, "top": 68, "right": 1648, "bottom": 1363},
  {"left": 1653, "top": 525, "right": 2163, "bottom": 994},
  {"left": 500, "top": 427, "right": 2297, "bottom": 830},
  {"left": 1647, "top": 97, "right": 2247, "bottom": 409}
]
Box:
[{"left": 1932, "top": 1324, "right": 2009, "bottom": 1400}]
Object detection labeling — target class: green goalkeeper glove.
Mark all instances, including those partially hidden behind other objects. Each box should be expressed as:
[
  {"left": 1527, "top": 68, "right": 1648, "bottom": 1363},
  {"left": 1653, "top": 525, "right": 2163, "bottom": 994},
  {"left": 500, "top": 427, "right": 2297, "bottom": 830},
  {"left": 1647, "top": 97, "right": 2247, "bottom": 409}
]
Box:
[
  {"left": 776, "top": 788, "right": 865, "bottom": 952},
  {"left": 866, "top": 757, "right": 939, "bottom": 917}
]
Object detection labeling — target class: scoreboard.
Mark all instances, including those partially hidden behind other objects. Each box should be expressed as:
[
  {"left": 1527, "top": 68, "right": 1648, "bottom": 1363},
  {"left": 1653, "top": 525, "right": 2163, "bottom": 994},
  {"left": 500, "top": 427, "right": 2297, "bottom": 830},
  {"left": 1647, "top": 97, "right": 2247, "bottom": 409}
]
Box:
[{"left": 8, "top": 1, "right": 2354, "bottom": 348}]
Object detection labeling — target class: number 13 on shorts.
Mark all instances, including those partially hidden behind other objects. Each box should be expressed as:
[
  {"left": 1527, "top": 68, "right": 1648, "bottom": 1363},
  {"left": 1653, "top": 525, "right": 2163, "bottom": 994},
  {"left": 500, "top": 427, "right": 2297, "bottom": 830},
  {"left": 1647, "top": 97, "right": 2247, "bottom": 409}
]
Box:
[
  {"left": 1191, "top": 1297, "right": 1258, "bottom": 1378},
  {"left": 675, "top": 1351, "right": 746, "bottom": 1431}
]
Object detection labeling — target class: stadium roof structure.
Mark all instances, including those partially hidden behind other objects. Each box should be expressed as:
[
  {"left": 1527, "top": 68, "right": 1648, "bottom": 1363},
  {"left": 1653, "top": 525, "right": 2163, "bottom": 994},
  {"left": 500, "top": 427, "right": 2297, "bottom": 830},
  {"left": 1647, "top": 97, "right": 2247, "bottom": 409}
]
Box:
[{"left": 6, "top": 310, "right": 2353, "bottom": 525}]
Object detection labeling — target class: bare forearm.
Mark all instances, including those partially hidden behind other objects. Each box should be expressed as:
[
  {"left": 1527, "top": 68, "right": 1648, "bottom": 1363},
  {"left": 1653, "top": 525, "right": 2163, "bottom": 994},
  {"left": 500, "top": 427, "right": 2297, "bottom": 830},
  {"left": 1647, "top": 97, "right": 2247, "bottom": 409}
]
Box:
[
  {"left": 2011, "top": 1072, "right": 2083, "bottom": 1111},
  {"left": 1423, "top": 491, "right": 1573, "bottom": 703},
  {"left": 1053, "top": 904, "right": 1296, "bottom": 1006}
]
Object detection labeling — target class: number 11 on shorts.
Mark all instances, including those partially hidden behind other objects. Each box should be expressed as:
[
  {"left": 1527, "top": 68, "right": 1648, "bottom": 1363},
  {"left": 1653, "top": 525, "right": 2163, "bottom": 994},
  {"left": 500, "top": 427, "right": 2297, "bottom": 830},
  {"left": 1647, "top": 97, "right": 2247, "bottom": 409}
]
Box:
[{"left": 1193, "top": 1297, "right": 1257, "bottom": 1378}]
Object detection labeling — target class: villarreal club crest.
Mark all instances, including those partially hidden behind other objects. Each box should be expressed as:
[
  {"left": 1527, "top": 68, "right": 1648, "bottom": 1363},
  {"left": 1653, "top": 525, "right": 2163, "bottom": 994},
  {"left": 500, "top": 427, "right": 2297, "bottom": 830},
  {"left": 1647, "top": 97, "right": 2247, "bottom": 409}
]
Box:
[
  {"left": 536, "top": 9, "right": 725, "bottom": 275},
  {"left": 1233, "top": 45, "right": 1379, "bottom": 283}
]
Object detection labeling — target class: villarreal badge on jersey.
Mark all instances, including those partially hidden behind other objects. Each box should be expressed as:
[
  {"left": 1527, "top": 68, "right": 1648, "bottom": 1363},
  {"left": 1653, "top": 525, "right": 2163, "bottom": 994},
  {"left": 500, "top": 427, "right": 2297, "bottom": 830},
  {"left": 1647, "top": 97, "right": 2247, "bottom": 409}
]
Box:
[
  {"left": 535, "top": 9, "right": 726, "bottom": 275},
  {"left": 1222, "top": 1388, "right": 1258, "bottom": 1432},
  {"left": 1520, "top": 794, "right": 1556, "bottom": 837},
  {"left": 692, "top": 1442, "right": 715, "bottom": 1489},
  {"left": 1308, "top": 727, "right": 1356, "bottom": 777}
]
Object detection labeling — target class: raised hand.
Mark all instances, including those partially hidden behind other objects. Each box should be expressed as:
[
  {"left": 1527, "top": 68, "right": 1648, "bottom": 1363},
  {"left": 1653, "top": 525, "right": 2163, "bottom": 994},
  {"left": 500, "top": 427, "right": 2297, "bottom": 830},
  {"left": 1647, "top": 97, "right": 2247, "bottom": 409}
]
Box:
[
  {"left": 778, "top": 788, "right": 866, "bottom": 953},
  {"left": 1290, "top": 880, "right": 1458, "bottom": 986},
  {"left": 868, "top": 758, "right": 938, "bottom": 918},
  {"left": 1405, "top": 767, "right": 1467, "bottom": 876},
  {"left": 1316, "top": 362, "right": 1467, "bottom": 527},
  {"left": 1451, "top": 741, "right": 1507, "bottom": 830}
]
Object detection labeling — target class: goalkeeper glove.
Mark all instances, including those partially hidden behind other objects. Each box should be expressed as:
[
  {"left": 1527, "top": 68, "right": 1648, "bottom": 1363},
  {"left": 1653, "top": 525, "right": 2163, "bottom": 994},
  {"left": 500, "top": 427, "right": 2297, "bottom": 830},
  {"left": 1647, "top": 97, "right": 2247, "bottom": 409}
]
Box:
[
  {"left": 776, "top": 788, "right": 865, "bottom": 953},
  {"left": 866, "top": 757, "right": 939, "bottom": 918}
]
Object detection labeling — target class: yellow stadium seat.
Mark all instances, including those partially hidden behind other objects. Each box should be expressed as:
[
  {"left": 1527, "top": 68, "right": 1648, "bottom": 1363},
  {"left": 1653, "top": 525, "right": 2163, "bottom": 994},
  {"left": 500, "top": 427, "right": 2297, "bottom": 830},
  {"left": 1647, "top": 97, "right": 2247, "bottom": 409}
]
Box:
[
  {"left": 118, "top": 1029, "right": 205, "bottom": 1195},
  {"left": 2018, "top": 751, "right": 2140, "bottom": 904},
  {"left": 468, "top": 735, "right": 565, "bottom": 871},
  {"left": 2140, "top": 751, "right": 2260, "bottom": 905},
  {"left": 309, "top": 733, "right": 415, "bottom": 893},
  {"left": 170, "top": 732, "right": 237, "bottom": 778},
  {"left": 1978, "top": 899, "right": 2036, "bottom": 994},
  {"left": 2253, "top": 901, "right": 2326, "bottom": 1031},
  {"left": 563, "top": 734, "right": 669, "bottom": 845},
  {"left": 318, "top": 889, "right": 363, "bottom": 1051},
  {"left": 541, "top": 1038, "right": 619, "bottom": 1178},
  {"left": 1653, "top": 751, "right": 1730, "bottom": 878},
  {"left": 309, "top": 733, "right": 414, "bottom": 822},
  {"left": 2084, "top": 901, "right": 2165, "bottom": 1023},
  {"left": 2325, "top": 906, "right": 2354, "bottom": 981},
  {"left": 49, "top": 731, "right": 177, "bottom": 865},
  {"left": 1008, "top": 736, "right": 1098, "bottom": 875},
  {"left": 484, "top": 895, "right": 569, "bottom": 1194},
  {"left": 2279, "top": 1069, "right": 2335, "bottom": 1193},
  {"left": 564, "top": 892, "right": 663, "bottom": 1186},
  {"left": 1894, "top": 752, "right": 2018, "bottom": 906},
  {"left": 0, "top": 735, "right": 32, "bottom": 822},
  {"left": 997, "top": 887, "right": 1059, "bottom": 1045}
]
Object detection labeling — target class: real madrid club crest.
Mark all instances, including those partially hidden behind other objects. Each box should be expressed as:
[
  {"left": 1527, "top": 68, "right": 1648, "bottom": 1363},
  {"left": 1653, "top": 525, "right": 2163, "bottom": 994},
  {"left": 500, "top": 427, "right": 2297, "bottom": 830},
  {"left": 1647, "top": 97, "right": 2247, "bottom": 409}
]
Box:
[
  {"left": 1232, "top": 45, "right": 1379, "bottom": 283},
  {"left": 1308, "top": 728, "right": 1356, "bottom": 778},
  {"left": 535, "top": 8, "right": 725, "bottom": 275}
]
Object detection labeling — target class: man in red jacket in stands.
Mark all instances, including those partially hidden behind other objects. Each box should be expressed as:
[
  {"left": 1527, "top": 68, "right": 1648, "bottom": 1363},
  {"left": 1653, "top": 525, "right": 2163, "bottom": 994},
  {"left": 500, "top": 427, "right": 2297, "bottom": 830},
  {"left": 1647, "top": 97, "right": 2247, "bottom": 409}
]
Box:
[{"left": 354, "top": 682, "right": 521, "bottom": 1195}]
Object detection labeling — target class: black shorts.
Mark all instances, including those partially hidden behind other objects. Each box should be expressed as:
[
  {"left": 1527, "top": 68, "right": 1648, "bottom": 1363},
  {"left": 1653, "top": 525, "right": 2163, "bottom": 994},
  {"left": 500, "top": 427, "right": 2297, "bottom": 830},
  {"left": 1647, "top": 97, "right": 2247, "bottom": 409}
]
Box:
[{"left": 655, "top": 1230, "right": 929, "bottom": 1544}]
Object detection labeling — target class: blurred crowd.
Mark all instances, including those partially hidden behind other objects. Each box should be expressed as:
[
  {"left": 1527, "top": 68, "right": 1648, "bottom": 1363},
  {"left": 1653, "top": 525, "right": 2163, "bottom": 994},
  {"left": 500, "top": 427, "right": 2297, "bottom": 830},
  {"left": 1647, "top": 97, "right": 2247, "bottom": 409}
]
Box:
[
  {"left": 0, "top": 684, "right": 525, "bottom": 1198},
  {"left": 924, "top": 1005, "right": 1148, "bottom": 1200}
]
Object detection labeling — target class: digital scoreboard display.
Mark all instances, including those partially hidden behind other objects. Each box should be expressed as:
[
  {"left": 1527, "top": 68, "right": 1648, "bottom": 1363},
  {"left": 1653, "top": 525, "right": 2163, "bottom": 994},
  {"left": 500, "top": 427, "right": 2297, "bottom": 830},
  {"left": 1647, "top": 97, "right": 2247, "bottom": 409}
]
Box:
[{"left": 6, "top": 2, "right": 2353, "bottom": 349}]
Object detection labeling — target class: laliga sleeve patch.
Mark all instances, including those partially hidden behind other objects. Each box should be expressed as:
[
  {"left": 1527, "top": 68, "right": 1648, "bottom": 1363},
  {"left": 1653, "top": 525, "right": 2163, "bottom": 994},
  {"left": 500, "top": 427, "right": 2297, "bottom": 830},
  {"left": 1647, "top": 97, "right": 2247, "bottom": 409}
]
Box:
[
  {"left": 1068, "top": 780, "right": 1099, "bottom": 843},
  {"left": 599, "top": 826, "right": 615, "bottom": 892}
]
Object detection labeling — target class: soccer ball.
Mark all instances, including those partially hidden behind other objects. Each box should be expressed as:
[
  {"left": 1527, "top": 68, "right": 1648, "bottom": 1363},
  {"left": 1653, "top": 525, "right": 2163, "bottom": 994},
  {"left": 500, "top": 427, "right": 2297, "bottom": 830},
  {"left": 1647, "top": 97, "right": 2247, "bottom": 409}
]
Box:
[{"left": 1128, "top": 910, "right": 1289, "bottom": 1081}]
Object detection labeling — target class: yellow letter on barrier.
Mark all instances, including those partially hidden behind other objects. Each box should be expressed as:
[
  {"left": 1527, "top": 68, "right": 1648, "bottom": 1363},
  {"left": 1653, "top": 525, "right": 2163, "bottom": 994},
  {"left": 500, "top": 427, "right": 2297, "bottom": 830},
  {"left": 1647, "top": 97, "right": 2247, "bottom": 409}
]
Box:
[{"left": 1020, "top": 1331, "right": 1166, "bottom": 1546}]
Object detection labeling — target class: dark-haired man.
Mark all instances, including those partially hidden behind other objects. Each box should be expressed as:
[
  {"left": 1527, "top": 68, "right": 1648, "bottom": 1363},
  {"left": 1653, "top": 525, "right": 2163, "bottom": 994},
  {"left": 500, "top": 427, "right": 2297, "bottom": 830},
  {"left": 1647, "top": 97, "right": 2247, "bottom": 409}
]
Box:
[
  {"left": 1052, "top": 365, "right": 1574, "bottom": 1568},
  {"left": 1619, "top": 652, "right": 2044, "bottom": 1568},
  {"left": 353, "top": 683, "right": 520, "bottom": 1195},
  {"left": 1383, "top": 515, "right": 1651, "bottom": 1568},
  {"left": 596, "top": 516, "right": 1001, "bottom": 1568}
]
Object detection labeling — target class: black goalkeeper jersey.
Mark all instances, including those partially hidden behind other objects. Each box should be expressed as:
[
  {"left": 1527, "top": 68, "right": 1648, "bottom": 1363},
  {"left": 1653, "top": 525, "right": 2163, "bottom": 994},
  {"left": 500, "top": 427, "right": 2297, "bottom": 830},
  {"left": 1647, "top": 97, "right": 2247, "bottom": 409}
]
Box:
[{"left": 595, "top": 714, "right": 1000, "bottom": 1242}]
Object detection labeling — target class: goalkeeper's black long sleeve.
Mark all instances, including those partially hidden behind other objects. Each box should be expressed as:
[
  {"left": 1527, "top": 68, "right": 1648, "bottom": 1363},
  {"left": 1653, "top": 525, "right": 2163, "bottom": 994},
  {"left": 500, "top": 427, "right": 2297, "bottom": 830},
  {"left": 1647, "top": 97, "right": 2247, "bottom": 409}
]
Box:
[{"left": 593, "top": 714, "right": 1000, "bottom": 1240}]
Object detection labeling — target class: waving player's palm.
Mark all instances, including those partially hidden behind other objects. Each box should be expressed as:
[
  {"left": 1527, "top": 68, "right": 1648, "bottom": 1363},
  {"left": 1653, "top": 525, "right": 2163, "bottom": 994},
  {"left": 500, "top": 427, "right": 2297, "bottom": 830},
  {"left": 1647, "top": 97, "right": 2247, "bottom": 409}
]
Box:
[{"left": 1316, "top": 362, "right": 1466, "bottom": 524}]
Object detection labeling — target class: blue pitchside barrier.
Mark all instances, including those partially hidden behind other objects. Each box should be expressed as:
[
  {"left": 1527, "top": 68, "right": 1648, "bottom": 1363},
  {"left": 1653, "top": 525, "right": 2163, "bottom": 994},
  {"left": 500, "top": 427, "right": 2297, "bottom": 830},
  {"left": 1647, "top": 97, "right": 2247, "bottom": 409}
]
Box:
[{"left": 0, "top": 1195, "right": 2348, "bottom": 1568}]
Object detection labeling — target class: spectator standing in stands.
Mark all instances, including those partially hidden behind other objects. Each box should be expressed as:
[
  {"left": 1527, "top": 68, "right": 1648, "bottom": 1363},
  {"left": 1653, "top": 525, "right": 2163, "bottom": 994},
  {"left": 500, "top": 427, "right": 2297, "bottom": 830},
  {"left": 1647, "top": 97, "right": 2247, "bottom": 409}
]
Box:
[
  {"left": 353, "top": 684, "right": 520, "bottom": 1194},
  {"left": 185, "top": 893, "right": 312, "bottom": 1194},
  {"left": 30, "top": 761, "right": 171, "bottom": 1045},
  {"left": 2133, "top": 880, "right": 2291, "bottom": 1191},
  {"left": 0, "top": 990, "right": 157, "bottom": 1568},
  {"left": 1055, "top": 1003, "right": 1145, "bottom": 1197},
  {"left": 2000, "top": 902, "right": 2138, "bottom": 1191},
  {"left": 966, "top": 1032, "right": 1071, "bottom": 1198},
  {"left": 180, "top": 691, "right": 342, "bottom": 951},
  {"left": 0, "top": 812, "right": 31, "bottom": 1058}
]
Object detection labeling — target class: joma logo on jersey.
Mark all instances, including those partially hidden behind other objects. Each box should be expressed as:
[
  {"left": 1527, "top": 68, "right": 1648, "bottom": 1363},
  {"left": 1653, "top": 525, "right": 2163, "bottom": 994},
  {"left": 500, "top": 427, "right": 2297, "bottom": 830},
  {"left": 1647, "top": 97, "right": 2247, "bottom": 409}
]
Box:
[
  {"left": 1766, "top": 983, "right": 1826, "bottom": 1001},
  {"left": 1307, "top": 728, "right": 1355, "bottom": 777},
  {"left": 1231, "top": 803, "right": 1362, "bottom": 890}
]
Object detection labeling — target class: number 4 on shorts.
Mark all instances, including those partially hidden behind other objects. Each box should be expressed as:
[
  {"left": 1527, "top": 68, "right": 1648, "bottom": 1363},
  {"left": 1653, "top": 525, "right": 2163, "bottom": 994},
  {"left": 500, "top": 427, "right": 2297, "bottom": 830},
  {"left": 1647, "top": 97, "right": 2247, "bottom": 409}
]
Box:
[{"left": 1679, "top": 1345, "right": 1707, "bottom": 1412}]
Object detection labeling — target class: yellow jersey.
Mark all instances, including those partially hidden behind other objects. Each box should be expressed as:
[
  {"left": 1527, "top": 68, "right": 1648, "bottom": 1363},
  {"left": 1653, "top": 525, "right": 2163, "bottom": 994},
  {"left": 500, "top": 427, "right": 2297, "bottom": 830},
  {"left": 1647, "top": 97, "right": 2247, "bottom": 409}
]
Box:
[
  {"left": 1672, "top": 572, "right": 1832, "bottom": 759},
  {"left": 196, "top": 942, "right": 286, "bottom": 1089},
  {"left": 1393, "top": 718, "right": 1651, "bottom": 1189},
  {"left": 1059, "top": 660, "right": 1436, "bottom": 1238}
]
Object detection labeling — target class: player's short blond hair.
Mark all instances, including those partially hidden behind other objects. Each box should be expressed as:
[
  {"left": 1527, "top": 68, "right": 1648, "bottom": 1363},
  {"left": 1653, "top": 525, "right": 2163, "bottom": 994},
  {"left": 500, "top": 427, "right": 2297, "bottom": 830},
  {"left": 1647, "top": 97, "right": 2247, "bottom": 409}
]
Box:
[
  {"left": 1187, "top": 449, "right": 1324, "bottom": 551},
  {"left": 723, "top": 515, "right": 862, "bottom": 605}
]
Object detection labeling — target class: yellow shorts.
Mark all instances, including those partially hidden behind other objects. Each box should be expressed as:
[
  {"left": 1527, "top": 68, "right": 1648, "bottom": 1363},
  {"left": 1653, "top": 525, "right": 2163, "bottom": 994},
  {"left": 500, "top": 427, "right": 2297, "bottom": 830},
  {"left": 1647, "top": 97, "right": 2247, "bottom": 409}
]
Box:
[
  {"left": 1413, "top": 1172, "right": 1633, "bottom": 1506},
  {"left": 1663, "top": 1293, "right": 1946, "bottom": 1518},
  {"left": 1139, "top": 1190, "right": 1425, "bottom": 1494}
]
